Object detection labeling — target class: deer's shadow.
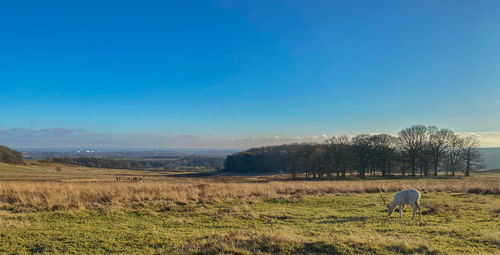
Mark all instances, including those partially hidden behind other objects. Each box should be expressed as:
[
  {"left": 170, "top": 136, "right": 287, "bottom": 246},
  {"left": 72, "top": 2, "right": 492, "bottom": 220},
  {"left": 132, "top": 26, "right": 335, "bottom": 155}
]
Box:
[{"left": 320, "top": 216, "right": 368, "bottom": 224}]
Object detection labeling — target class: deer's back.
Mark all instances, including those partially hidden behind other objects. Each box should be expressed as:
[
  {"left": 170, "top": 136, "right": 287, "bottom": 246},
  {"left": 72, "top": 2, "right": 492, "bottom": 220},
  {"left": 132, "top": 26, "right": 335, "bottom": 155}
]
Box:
[{"left": 394, "top": 189, "right": 421, "bottom": 204}]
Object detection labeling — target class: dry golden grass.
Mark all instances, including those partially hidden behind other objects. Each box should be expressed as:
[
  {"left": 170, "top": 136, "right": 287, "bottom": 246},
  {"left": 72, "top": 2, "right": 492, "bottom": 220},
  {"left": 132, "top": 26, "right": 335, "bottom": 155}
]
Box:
[
  {"left": 1, "top": 178, "right": 498, "bottom": 211},
  {"left": 1, "top": 161, "right": 499, "bottom": 211}
]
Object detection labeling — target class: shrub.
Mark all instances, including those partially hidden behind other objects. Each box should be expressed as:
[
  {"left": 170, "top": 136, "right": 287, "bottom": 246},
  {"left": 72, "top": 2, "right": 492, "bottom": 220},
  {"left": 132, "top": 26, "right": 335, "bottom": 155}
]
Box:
[{"left": 0, "top": 145, "right": 24, "bottom": 164}]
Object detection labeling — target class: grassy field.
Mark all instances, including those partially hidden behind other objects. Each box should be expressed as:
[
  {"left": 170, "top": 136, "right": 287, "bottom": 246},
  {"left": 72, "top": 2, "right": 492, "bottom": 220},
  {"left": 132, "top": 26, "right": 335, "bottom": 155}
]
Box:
[
  {"left": 0, "top": 162, "right": 499, "bottom": 254},
  {"left": 0, "top": 161, "right": 172, "bottom": 182}
]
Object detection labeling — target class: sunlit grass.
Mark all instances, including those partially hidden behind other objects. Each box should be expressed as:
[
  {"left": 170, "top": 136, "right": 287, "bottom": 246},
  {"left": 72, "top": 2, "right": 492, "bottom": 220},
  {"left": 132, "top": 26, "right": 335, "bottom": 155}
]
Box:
[
  {"left": 0, "top": 162, "right": 499, "bottom": 254},
  {"left": 0, "top": 193, "right": 498, "bottom": 254}
]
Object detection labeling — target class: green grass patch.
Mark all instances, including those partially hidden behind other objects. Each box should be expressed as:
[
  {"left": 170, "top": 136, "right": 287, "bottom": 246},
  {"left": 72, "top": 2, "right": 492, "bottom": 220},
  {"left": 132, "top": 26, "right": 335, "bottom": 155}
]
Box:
[{"left": 0, "top": 192, "right": 498, "bottom": 254}]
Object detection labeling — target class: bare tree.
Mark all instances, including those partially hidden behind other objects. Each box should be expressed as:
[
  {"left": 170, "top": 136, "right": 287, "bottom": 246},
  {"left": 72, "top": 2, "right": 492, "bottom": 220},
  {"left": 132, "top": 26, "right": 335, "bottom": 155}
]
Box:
[
  {"left": 398, "top": 125, "right": 427, "bottom": 176},
  {"left": 462, "top": 136, "right": 480, "bottom": 176},
  {"left": 326, "top": 135, "right": 353, "bottom": 178},
  {"left": 310, "top": 146, "right": 329, "bottom": 178},
  {"left": 446, "top": 135, "right": 465, "bottom": 176},
  {"left": 299, "top": 144, "right": 315, "bottom": 179},
  {"left": 369, "top": 134, "right": 396, "bottom": 177},
  {"left": 428, "top": 127, "right": 455, "bottom": 176},
  {"left": 353, "top": 134, "right": 373, "bottom": 179},
  {"left": 387, "top": 136, "right": 401, "bottom": 176},
  {"left": 286, "top": 147, "right": 300, "bottom": 179}
]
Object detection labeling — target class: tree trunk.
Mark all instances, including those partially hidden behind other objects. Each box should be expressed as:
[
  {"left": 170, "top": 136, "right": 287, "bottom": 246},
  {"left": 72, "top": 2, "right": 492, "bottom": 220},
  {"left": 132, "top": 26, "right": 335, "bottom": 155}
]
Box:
[
  {"left": 434, "top": 159, "right": 438, "bottom": 176},
  {"left": 465, "top": 158, "right": 470, "bottom": 176},
  {"left": 360, "top": 167, "right": 366, "bottom": 179},
  {"left": 411, "top": 157, "right": 416, "bottom": 176}
]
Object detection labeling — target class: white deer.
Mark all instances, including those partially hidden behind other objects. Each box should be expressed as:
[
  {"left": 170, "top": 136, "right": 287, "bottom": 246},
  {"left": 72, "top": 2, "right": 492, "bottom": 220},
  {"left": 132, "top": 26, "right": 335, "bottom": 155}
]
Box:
[{"left": 380, "top": 189, "right": 422, "bottom": 220}]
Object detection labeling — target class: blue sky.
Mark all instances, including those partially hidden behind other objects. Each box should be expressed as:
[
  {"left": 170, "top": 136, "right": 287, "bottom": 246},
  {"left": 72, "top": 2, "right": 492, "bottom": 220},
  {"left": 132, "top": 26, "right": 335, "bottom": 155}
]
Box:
[{"left": 1, "top": 0, "right": 499, "bottom": 148}]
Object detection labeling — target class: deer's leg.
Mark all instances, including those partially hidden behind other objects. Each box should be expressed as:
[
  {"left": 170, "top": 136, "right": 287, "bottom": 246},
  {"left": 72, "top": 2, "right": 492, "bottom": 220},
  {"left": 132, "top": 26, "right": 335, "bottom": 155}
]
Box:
[
  {"left": 399, "top": 205, "right": 403, "bottom": 219},
  {"left": 410, "top": 203, "right": 417, "bottom": 220},
  {"left": 416, "top": 201, "right": 421, "bottom": 219}
]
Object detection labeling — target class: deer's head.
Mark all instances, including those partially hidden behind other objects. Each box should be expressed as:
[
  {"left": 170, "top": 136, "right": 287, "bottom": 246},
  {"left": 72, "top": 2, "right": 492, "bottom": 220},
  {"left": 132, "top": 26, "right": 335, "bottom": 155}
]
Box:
[{"left": 380, "top": 194, "right": 395, "bottom": 215}]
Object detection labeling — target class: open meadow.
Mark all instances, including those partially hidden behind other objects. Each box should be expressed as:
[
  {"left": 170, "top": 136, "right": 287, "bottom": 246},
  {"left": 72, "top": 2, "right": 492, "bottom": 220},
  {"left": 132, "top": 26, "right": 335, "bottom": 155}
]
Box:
[
  {"left": 4, "top": 1, "right": 500, "bottom": 253},
  {"left": 0, "top": 162, "right": 499, "bottom": 254}
]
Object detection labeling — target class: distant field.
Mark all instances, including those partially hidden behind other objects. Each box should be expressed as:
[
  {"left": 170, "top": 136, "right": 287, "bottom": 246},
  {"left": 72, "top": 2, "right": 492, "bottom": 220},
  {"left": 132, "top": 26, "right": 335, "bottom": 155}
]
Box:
[
  {"left": 0, "top": 162, "right": 499, "bottom": 254},
  {"left": 473, "top": 168, "right": 500, "bottom": 174},
  {"left": 0, "top": 161, "right": 176, "bottom": 182}
]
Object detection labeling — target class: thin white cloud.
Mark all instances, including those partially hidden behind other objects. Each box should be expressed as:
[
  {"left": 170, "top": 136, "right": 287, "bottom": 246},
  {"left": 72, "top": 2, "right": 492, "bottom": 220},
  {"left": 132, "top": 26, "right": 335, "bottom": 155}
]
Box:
[
  {"left": 2, "top": 128, "right": 499, "bottom": 149},
  {"left": 456, "top": 132, "right": 500, "bottom": 148},
  {"left": 0, "top": 128, "right": 330, "bottom": 149}
]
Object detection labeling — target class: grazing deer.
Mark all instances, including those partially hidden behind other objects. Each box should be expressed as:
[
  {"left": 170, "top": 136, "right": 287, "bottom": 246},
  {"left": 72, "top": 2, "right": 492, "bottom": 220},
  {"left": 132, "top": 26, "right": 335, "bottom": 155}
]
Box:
[{"left": 381, "top": 189, "right": 422, "bottom": 220}]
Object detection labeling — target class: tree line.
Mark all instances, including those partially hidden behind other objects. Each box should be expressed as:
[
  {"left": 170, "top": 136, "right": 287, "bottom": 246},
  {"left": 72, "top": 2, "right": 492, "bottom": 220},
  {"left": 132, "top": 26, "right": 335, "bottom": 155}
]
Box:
[
  {"left": 0, "top": 146, "right": 24, "bottom": 164},
  {"left": 223, "top": 125, "right": 482, "bottom": 178},
  {"left": 51, "top": 156, "right": 224, "bottom": 171}
]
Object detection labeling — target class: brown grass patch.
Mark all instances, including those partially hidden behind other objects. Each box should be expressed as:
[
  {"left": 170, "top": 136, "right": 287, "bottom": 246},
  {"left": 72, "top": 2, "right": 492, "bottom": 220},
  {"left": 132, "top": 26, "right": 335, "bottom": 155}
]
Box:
[
  {"left": 421, "top": 201, "right": 459, "bottom": 215},
  {"left": 0, "top": 178, "right": 498, "bottom": 211}
]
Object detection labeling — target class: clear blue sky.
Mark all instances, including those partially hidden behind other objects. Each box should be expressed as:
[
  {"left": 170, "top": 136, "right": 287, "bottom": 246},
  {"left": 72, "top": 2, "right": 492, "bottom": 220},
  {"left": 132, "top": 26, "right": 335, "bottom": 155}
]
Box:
[{"left": 1, "top": 0, "right": 499, "bottom": 148}]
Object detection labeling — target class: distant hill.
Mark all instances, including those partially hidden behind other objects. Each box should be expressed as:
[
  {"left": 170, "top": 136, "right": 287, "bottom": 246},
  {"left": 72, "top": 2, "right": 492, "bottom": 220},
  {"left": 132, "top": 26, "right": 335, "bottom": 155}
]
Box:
[{"left": 478, "top": 148, "right": 500, "bottom": 169}]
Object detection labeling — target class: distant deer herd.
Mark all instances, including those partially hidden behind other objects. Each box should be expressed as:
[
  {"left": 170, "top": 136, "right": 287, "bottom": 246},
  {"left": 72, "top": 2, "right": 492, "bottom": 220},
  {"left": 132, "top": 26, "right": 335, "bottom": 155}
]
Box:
[{"left": 115, "top": 176, "right": 142, "bottom": 181}]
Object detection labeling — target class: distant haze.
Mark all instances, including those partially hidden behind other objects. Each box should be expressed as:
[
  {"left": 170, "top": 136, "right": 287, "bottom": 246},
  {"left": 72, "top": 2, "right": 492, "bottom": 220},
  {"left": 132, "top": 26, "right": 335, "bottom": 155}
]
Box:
[
  {"left": 1, "top": 128, "right": 500, "bottom": 149},
  {"left": 477, "top": 148, "right": 500, "bottom": 169}
]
